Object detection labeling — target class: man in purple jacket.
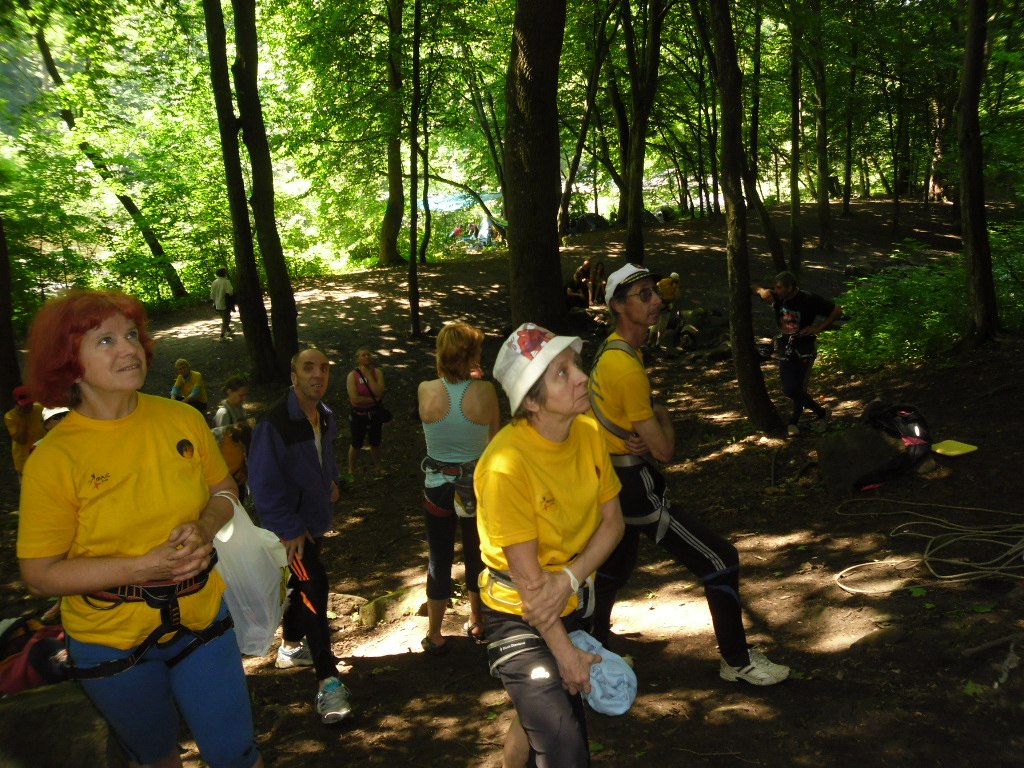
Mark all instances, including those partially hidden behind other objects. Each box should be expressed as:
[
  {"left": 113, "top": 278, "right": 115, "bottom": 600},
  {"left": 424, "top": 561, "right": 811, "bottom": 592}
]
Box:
[{"left": 248, "top": 347, "right": 352, "bottom": 725}]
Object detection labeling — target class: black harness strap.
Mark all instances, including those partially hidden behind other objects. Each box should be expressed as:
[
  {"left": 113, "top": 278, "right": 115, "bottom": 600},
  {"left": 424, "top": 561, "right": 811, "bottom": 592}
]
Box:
[
  {"left": 71, "top": 552, "right": 229, "bottom": 680},
  {"left": 420, "top": 455, "right": 479, "bottom": 480}
]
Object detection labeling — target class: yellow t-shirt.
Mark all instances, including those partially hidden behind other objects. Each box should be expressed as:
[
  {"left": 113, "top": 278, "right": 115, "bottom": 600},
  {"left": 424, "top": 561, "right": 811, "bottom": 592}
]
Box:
[
  {"left": 475, "top": 415, "right": 621, "bottom": 616},
  {"left": 588, "top": 332, "right": 654, "bottom": 455},
  {"left": 5, "top": 404, "right": 46, "bottom": 473},
  {"left": 17, "top": 394, "right": 229, "bottom": 649},
  {"left": 658, "top": 277, "right": 679, "bottom": 304},
  {"left": 173, "top": 371, "right": 207, "bottom": 404}
]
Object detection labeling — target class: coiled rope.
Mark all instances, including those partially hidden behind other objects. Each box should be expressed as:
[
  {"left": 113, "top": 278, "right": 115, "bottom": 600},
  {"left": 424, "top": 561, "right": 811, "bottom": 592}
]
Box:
[{"left": 833, "top": 497, "right": 1024, "bottom": 595}]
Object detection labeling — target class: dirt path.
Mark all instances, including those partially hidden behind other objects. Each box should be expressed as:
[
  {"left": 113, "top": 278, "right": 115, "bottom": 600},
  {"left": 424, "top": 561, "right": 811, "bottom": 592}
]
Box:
[{"left": 2, "top": 201, "right": 1022, "bottom": 767}]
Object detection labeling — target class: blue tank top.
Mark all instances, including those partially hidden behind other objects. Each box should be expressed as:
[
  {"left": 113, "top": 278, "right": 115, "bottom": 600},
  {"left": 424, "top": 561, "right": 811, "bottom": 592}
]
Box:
[{"left": 423, "top": 379, "right": 490, "bottom": 488}]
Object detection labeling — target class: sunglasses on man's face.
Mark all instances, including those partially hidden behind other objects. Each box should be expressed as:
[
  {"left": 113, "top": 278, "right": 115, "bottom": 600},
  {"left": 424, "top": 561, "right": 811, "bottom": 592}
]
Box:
[{"left": 625, "top": 286, "right": 662, "bottom": 303}]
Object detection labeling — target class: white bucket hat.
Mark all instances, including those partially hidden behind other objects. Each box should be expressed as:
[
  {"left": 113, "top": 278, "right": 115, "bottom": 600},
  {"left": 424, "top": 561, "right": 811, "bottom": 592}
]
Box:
[
  {"left": 605, "top": 264, "right": 661, "bottom": 306},
  {"left": 494, "top": 323, "right": 583, "bottom": 414}
]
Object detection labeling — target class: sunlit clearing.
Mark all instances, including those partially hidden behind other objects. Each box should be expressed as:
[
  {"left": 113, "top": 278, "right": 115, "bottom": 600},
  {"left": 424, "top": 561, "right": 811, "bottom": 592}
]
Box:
[
  {"left": 610, "top": 595, "right": 712, "bottom": 638},
  {"left": 151, "top": 317, "right": 219, "bottom": 342}
]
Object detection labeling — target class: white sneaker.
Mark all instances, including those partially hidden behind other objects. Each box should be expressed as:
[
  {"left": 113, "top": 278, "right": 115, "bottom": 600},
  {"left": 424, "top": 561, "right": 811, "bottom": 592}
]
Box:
[
  {"left": 275, "top": 642, "right": 313, "bottom": 669},
  {"left": 720, "top": 650, "right": 790, "bottom": 686},
  {"left": 316, "top": 677, "right": 353, "bottom": 724}
]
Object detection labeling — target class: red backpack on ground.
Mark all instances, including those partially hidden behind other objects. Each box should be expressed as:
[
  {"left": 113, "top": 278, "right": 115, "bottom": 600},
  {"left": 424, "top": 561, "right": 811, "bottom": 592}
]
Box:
[{"left": 0, "top": 617, "right": 68, "bottom": 696}]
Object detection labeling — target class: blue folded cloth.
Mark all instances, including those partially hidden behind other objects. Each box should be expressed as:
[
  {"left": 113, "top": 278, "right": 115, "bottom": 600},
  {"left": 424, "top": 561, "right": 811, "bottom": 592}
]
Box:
[{"left": 568, "top": 629, "right": 637, "bottom": 716}]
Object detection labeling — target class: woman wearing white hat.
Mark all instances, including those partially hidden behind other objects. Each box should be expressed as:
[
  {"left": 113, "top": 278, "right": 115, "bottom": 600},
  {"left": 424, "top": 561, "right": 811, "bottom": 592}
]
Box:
[{"left": 475, "top": 323, "right": 625, "bottom": 767}]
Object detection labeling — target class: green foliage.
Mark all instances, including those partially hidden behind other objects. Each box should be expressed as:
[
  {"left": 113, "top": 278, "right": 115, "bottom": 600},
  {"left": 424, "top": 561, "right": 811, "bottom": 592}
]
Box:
[
  {"left": 821, "top": 242, "right": 966, "bottom": 371},
  {"left": 821, "top": 224, "right": 1024, "bottom": 372},
  {"left": 989, "top": 223, "right": 1024, "bottom": 331}
]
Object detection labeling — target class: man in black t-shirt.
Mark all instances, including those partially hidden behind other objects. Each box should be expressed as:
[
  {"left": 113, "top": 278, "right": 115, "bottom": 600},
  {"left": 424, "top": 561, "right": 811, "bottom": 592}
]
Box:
[{"left": 756, "top": 271, "right": 842, "bottom": 436}]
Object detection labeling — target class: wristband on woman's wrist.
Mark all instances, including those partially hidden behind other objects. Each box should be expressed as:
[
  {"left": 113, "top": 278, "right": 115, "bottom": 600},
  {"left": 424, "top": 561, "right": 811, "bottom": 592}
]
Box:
[{"left": 563, "top": 566, "right": 580, "bottom": 593}]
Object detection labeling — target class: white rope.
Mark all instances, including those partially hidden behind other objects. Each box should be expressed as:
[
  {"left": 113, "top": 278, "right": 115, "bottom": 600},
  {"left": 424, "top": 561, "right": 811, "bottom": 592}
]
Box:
[{"left": 833, "top": 497, "right": 1024, "bottom": 594}]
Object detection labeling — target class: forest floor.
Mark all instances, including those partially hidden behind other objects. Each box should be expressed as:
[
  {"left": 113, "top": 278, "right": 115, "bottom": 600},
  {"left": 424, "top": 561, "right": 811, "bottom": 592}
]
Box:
[{"left": 2, "top": 200, "right": 1023, "bottom": 767}]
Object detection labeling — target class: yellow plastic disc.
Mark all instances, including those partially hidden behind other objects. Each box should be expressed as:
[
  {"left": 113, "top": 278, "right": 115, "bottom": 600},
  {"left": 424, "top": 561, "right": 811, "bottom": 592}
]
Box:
[{"left": 931, "top": 439, "right": 978, "bottom": 457}]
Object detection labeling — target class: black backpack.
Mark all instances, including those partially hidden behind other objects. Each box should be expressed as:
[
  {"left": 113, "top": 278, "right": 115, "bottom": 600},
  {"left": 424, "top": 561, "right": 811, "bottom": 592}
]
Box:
[{"left": 856, "top": 401, "right": 932, "bottom": 489}]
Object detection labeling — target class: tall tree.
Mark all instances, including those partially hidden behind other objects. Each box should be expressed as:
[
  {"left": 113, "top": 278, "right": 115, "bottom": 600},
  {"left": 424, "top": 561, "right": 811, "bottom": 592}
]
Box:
[
  {"left": 706, "top": 0, "right": 780, "bottom": 432},
  {"left": 407, "top": 0, "right": 422, "bottom": 337},
  {"left": 787, "top": 6, "right": 803, "bottom": 272},
  {"left": 0, "top": 214, "right": 21, "bottom": 407},
  {"left": 202, "top": 0, "right": 280, "bottom": 384},
  {"left": 958, "top": 0, "right": 999, "bottom": 343},
  {"left": 504, "top": 0, "right": 568, "bottom": 329},
  {"left": 31, "top": 23, "right": 187, "bottom": 298},
  {"left": 380, "top": 0, "right": 405, "bottom": 267},
  {"left": 807, "top": 0, "right": 833, "bottom": 251},
  {"left": 621, "top": 0, "right": 667, "bottom": 264},
  {"left": 231, "top": 0, "right": 298, "bottom": 373},
  {"left": 557, "top": 1, "right": 616, "bottom": 237}
]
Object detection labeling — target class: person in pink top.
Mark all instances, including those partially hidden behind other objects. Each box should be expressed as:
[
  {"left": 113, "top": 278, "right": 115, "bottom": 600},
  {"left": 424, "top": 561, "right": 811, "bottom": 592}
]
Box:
[{"left": 345, "top": 348, "right": 386, "bottom": 482}]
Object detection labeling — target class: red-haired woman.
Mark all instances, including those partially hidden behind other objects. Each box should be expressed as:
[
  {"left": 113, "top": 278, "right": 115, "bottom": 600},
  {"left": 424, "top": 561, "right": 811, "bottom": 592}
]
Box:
[
  {"left": 416, "top": 322, "right": 500, "bottom": 654},
  {"left": 16, "top": 290, "right": 261, "bottom": 768}
]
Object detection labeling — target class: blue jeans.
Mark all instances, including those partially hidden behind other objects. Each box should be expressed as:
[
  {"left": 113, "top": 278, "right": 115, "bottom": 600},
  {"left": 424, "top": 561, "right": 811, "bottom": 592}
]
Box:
[{"left": 68, "top": 602, "right": 259, "bottom": 768}]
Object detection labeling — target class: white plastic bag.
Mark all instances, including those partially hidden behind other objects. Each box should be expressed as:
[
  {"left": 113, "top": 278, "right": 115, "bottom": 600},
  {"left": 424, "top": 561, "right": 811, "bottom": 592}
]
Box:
[{"left": 213, "top": 491, "right": 289, "bottom": 656}]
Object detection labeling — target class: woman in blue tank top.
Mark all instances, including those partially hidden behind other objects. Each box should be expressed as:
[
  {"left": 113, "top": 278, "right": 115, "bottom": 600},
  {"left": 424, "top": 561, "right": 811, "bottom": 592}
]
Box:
[{"left": 416, "top": 322, "right": 500, "bottom": 654}]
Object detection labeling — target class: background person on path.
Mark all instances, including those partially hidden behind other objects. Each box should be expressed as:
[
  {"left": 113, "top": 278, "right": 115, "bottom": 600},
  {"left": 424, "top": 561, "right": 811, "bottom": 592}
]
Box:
[
  {"left": 247, "top": 347, "right": 353, "bottom": 725},
  {"left": 345, "top": 348, "right": 387, "bottom": 482},
  {"left": 755, "top": 271, "right": 842, "bottom": 436},
  {"left": 417, "top": 322, "right": 500, "bottom": 654},
  {"left": 589, "top": 264, "right": 789, "bottom": 687},
  {"left": 210, "top": 268, "right": 234, "bottom": 342}
]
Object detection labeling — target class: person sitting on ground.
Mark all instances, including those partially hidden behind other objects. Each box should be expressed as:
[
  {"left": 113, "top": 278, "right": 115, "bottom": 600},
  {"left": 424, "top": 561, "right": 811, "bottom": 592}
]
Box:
[
  {"left": 589, "top": 264, "right": 790, "bottom": 686},
  {"left": 648, "top": 272, "right": 682, "bottom": 349},
  {"left": 17, "top": 289, "right": 262, "bottom": 768},
  {"left": 170, "top": 358, "right": 208, "bottom": 418},
  {"left": 5, "top": 385, "right": 45, "bottom": 485},
  {"left": 345, "top": 348, "right": 387, "bottom": 482},
  {"left": 658, "top": 272, "right": 680, "bottom": 310},
  {"left": 754, "top": 270, "right": 842, "bottom": 437},
  {"left": 589, "top": 260, "right": 608, "bottom": 306},
  {"left": 213, "top": 376, "right": 253, "bottom": 502},
  {"left": 565, "top": 258, "right": 591, "bottom": 310},
  {"left": 477, "top": 323, "right": 625, "bottom": 768},
  {"left": 417, "top": 322, "right": 500, "bottom": 655}
]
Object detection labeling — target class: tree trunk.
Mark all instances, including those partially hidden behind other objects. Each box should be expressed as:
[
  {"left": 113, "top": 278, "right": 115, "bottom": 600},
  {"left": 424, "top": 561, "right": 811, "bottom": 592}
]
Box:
[
  {"left": 0, "top": 215, "right": 22, "bottom": 406},
  {"left": 463, "top": 45, "right": 506, "bottom": 197},
  {"left": 231, "top": 0, "right": 298, "bottom": 376},
  {"left": 958, "top": 0, "right": 999, "bottom": 344},
  {"left": 557, "top": 1, "right": 615, "bottom": 237},
  {"left": 202, "top": 0, "right": 280, "bottom": 384},
  {"left": 380, "top": 0, "right": 405, "bottom": 267},
  {"left": 606, "top": 76, "right": 631, "bottom": 225},
  {"left": 788, "top": 11, "right": 803, "bottom": 273},
  {"left": 622, "top": 0, "right": 666, "bottom": 264},
  {"left": 33, "top": 28, "right": 187, "bottom": 299},
  {"left": 504, "top": 0, "right": 568, "bottom": 329},
  {"left": 745, "top": 0, "right": 782, "bottom": 274},
  {"left": 408, "top": 0, "right": 422, "bottom": 337},
  {"left": 418, "top": 104, "right": 432, "bottom": 266},
  {"left": 706, "top": 0, "right": 780, "bottom": 432},
  {"left": 842, "top": 38, "right": 857, "bottom": 215},
  {"left": 808, "top": 0, "right": 833, "bottom": 251}
]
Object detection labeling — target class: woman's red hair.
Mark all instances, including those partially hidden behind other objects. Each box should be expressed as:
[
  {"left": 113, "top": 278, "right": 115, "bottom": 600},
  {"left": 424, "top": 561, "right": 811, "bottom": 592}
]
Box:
[
  {"left": 436, "top": 322, "right": 484, "bottom": 381},
  {"left": 25, "top": 290, "right": 155, "bottom": 407}
]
